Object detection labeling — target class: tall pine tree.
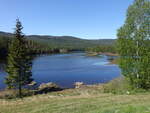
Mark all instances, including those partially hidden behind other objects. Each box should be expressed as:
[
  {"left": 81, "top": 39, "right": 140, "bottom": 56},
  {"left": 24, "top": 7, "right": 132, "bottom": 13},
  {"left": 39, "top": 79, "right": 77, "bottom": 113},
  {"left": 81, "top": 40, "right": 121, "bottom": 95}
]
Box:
[
  {"left": 117, "top": 0, "right": 150, "bottom": 89},
  {"left": 5, "top": 19, "right": 33, "bottom": 97}
]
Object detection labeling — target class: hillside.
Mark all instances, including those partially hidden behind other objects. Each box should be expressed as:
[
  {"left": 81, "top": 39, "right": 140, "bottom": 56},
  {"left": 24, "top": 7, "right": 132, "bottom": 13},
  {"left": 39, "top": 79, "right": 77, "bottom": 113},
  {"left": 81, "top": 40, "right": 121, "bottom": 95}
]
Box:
[{"left": 0, "top": 31, "right": 116, "bottom": 50}]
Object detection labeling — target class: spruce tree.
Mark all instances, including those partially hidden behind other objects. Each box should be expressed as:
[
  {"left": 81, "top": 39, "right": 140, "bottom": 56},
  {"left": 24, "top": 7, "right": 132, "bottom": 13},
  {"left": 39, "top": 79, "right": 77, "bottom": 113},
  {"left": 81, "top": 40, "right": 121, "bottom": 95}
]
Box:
[
  {"left": 5, "top": 19, "right": 33, "bottom": 97},
  {"left": 117, "top": 0, "right": 150, "bottom": 89}
]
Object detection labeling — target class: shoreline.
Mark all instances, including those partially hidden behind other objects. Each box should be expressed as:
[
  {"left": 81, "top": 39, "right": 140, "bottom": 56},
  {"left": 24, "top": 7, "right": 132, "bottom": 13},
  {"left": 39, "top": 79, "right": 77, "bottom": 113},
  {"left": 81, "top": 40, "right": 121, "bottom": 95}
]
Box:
[{"left": 86, "top": 51, "right": 118, "bottom": 57}]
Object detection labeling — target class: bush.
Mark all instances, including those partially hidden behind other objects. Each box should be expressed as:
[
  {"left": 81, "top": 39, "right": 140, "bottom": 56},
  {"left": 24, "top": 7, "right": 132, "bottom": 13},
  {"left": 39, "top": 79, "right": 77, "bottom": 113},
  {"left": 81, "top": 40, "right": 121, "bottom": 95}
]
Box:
[
  {"left": 103, "top": 77, "right": 131, "bottom": 94},
  {"left": 0, "top": 89, "right": 34, "bottom": 99}
]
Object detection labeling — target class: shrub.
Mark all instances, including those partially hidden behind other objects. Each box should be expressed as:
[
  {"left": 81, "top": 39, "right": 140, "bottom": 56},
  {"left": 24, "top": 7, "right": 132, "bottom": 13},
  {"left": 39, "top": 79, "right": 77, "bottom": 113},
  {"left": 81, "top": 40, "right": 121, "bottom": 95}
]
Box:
[{"left": 103, "top": 77, "right": 131, "bottom": 94}]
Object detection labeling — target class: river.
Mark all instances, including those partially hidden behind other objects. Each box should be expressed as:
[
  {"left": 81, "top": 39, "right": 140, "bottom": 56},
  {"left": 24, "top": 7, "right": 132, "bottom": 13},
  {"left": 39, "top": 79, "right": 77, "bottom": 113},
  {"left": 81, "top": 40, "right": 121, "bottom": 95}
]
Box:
[{"left": 0, "top": 52, "right": 121, "bottom": 89}]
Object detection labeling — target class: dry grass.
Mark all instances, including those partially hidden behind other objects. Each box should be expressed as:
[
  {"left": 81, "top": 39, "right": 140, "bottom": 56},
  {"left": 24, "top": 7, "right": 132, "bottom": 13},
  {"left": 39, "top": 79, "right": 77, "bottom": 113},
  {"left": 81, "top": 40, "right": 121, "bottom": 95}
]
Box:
[
  {"left": 0, "top": 78, "right": 150, "bottom": 113},
  {"left": 0, "top": 91, "right": 150, "bottom": 113}
]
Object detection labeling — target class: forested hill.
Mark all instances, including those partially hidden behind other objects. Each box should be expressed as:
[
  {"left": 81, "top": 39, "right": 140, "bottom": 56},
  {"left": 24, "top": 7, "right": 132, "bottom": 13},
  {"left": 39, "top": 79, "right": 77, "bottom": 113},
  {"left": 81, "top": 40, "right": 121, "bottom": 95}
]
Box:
[
  {"left": 0, "top": 31, "right": 115, "bottom": 49},
  {"left": 0, "top": 31, "right": 116, "bottom": 58}
]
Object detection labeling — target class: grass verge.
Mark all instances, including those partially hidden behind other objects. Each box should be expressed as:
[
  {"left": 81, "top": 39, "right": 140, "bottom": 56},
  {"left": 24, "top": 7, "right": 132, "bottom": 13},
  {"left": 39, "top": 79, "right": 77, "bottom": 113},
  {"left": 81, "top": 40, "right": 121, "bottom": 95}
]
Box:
[{"left": 0, "top": 77, "right": 150, "bottom": 113}]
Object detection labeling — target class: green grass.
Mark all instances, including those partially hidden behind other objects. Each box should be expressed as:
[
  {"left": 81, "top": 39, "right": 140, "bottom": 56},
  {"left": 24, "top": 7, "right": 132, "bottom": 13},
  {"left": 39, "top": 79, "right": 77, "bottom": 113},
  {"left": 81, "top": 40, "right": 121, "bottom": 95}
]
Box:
[
  {"left": 0, "top": 78, "right": 150, "bottom": 113},
  {"left": 0, "top": 89, "right": 150, "bottom": 113}
]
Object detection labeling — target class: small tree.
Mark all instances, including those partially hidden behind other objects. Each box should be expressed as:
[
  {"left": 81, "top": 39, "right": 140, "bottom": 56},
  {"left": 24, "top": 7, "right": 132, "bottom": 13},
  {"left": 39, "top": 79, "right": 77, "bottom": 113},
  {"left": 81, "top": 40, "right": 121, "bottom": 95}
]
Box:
[
  {"left": 117, "top": 0, "right": 150, "bottom": 89},
  {"left": 5, "top": 19, "right": 33, "bottom": 97}
]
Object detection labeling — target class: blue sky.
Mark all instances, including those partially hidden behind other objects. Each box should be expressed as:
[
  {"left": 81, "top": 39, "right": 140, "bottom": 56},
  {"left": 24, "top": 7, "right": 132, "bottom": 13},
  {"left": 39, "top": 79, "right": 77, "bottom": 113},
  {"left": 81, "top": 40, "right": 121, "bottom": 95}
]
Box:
[{"left": 0, "top": 0, "right": 133, "bottom": 39}]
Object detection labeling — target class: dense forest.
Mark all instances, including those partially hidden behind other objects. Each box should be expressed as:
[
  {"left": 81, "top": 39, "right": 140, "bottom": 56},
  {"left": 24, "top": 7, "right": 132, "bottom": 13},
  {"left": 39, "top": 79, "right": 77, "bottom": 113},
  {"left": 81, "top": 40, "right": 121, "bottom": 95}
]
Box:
[
  {"left": 86, "top": 45, "right": 117, "bottom": 54},
  {"left": 0, "top": 31, "right": 116, "bottom": 59}
]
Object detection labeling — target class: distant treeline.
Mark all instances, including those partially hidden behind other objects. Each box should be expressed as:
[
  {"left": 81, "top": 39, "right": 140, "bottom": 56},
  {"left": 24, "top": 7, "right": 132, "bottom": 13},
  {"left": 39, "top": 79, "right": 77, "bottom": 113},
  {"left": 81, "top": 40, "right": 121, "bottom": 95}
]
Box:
[
  {"left": 0, "top": 31, "right": 116, "bottom": 59},
  {"left": 0, "top": 35, "right": 70, "bottom": 59},
  {"left": 86, "top": 45, "right": 117, "bottom": 53}
]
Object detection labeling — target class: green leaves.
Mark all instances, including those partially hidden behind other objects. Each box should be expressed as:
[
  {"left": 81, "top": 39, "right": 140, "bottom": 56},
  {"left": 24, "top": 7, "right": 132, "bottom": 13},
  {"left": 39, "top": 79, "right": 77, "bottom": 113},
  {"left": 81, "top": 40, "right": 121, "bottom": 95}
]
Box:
[{"left": 117, "top": 0, "right": 150, "bottom": 89}]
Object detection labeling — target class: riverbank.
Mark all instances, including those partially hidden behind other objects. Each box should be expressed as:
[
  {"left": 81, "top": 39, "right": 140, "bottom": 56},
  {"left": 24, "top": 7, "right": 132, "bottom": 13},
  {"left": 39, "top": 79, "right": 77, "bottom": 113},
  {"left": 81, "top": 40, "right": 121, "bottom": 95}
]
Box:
[
  {"left": 0, "top": 86, "right": 150, "bottom": 113},
  {"left": 0, "top": 77, "right": 123, "bottom": 99},
  {"left": 86, "top": 51, "right": 118, "bottom": 56},
  {"left": 1, "top": 77, "right": 150, "bottom": 113}
]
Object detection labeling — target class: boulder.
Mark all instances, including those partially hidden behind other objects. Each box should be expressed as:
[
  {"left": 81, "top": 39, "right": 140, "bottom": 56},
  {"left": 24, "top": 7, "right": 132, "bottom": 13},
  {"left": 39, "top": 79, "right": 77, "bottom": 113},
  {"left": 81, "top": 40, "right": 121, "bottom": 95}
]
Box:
[
  {"left": 59, "top": 49, "right": 68, "bottom": 53},
  {"left": 28, "top": 81, "right": 37, "bottom": 86},
  {"left": 74, "top": 82, "right": 84, "bottom": 88},
  {"left": 37, "top": 82, "right": 61, "bottom": 94}
]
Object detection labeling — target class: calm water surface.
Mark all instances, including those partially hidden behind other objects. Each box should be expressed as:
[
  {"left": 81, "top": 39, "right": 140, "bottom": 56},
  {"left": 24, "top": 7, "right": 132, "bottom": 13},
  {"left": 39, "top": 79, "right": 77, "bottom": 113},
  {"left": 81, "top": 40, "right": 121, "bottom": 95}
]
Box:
[{"left": 0, "top": 52, "right": 121, "bottom": 89}]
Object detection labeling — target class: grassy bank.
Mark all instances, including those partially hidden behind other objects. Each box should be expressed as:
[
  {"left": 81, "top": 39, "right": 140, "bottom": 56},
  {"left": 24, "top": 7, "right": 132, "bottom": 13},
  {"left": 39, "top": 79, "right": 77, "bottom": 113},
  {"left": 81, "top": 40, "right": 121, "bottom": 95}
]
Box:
[
  {"left": 0, "top": 90, "right": 150, "bottom": 113},
  {"left": 0, "top": 78, "right": 150, "bottom": 113}
]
